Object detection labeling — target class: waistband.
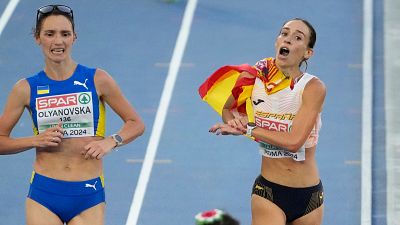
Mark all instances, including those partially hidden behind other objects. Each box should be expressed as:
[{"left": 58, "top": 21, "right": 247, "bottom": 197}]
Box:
[
  {"left": 256, "top": 175, "right": 322, "bottom": 192},
  {"left": 30, "top": 171, "right": 105, "bottom": 196}
]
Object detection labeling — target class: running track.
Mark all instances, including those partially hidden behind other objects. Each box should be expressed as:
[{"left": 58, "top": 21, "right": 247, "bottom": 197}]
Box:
[{"left": 0, "top": 0, "right": 393, "bottom": 225}]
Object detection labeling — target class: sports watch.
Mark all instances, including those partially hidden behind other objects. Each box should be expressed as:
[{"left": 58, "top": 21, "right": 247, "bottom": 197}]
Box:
[
  {"left": 246, "top": 122, "right": 257, "bottom": 137},
  {"left": 111, "top": 134, "right": 123, "bottom": 147}
]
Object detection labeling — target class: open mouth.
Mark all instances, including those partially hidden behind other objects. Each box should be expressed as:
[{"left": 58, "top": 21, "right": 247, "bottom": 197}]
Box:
[
  {"left": 279, "top": 47, "right": 290, "bottom": 56},
  {"left": 51, "top": 48, "right": 65, "bottom": 54}
]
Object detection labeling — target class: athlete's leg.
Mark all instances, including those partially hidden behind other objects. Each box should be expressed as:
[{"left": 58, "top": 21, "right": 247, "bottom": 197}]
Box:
[
  {"left": 289, "top": 204, "right": 324, "bottom": 225},
  {"left": 26, "top": 198, "right": 63, "bottom": 225},
  {"left": 67, "top": 202, "right": 105, "bottom": 225},
  {"left": 251, "top": 194, "right": 286, "bottom": 225}
]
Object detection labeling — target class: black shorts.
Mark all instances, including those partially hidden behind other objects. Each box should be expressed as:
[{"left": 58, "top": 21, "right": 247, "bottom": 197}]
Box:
[{"left": 251, "top": 175, "right": 324, "bottom": 222}]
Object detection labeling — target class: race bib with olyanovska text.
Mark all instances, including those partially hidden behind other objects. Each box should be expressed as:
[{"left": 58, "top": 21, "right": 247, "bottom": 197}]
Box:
[{"left": 36, "top": 92, "right": 94, "bottom": 138}]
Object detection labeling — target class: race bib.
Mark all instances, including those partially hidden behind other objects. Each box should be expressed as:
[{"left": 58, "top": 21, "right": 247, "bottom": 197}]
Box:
[
  {"left": 259, "top": 142, "right": 305, "bottom": 161},
  {"left": 36, "top": 92, "right": 94, "bottom": 138}
]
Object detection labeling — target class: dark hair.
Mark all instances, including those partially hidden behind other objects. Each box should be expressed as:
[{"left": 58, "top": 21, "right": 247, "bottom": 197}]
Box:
[
  {"left": 220, "top": 214, "right": 240, "bottom": 225},
  {"left": 197, "top": 214, "right": 239, "bottom": 225},
  {"left": 195, "top": 210, "right": 240, "bottom": 225},
  {"left": 281, "top": 18, "right": 316, "bottom": 70},
  {"left": 34, "top": 6, "right": 75, "bottom": 38},
  {"left": 283, "top": 18, "right": 316, "bottom": 49}
]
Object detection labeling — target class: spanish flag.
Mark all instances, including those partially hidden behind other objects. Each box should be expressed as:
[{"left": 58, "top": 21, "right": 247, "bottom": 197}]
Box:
[
  {"left": 198, "top": 64, "right": 256, "bottom": 119},
  {"left": 198, "top": 58, "right": 293, "bottom": 121}
]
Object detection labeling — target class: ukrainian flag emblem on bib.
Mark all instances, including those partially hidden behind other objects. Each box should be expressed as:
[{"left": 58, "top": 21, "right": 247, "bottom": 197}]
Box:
[{"left": 37, "top": 85, "right": 50, "bottom": 95}]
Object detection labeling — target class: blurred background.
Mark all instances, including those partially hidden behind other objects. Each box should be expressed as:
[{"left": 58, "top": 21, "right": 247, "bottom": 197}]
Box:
[{"left": 0, "top": 0, "right": 398, "bottom": 225}]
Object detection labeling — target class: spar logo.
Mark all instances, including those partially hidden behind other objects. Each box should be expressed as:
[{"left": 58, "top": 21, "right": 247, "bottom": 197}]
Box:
[
  {"left": 255, "top": 117, "right": 290, "bottom": 132},
  {"left": 37, "top": 94, "right": 77, "bottom": 110},
  {"left": 78, "top": 93, "right": 91, "bottom": 104},
  {"left": 37, "top": 93, "right": 91, "bottom": 110}
]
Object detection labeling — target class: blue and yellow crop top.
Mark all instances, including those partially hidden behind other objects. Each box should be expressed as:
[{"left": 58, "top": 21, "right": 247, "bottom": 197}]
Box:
[{"left": 26, "top": 64, "right": 105, "bottom": 138}]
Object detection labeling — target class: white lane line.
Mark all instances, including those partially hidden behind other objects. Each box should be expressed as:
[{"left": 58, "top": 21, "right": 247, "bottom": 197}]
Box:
[
  {"left": 125, "top": 1, "right": 198, "bottom": 225},
  {"left": 384, "top": 0, "right": 400, "bottom": 224},
  {"left": 361, "top": 0, "right": 373, "bottom": 224},
  {"left": 126, "top": 159, "right": 172, "bottom": 164},
  {"left": 154, "top": 62, "right": 195, "bottom": 68},
  {"left": 0, "top": 0, "right": 20, "bottom": 37}
]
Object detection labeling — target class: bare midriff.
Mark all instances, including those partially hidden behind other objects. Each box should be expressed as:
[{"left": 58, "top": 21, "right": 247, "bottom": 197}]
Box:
[
  {"left": 261, "top": 146, "right": 320, "bottom": 188},
  {"left": 33, "top": 136, "right": 104, "bottom": 181}
]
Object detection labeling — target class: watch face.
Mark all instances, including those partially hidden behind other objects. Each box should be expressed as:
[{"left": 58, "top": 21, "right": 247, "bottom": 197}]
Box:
[{"left": 114, "top": 134, "right": 123, "bottom": 143}]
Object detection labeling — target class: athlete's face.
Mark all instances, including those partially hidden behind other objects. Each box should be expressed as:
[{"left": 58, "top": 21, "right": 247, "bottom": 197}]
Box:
[
  {"left": 35, "top": 15, "right": 75, "bottom": 63},
  {"left": 274, "top": 20, "right": 313, "bottom": 70}
]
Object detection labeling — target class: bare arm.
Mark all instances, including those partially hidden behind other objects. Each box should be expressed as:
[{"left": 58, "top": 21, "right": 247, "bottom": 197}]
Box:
[
  {"left": 82, "top": 69, "right": 145, "bottom": 159},
  {"left": 220, "top": 71, "right": 254, "bottom": 128},
  {"left": 251, "top": 78, "right": 326, "bottom": 152},
  {"left": 210, "top": 77, "right": 326, "bottom": 152},
  {"left": 0, "top": 80, "right": 63, "bottom": 154}
]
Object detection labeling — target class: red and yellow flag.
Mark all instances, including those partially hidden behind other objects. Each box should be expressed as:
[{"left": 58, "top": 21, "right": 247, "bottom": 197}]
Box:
[
  {"left": 198, "top": 64, "right": 256, "bottom": 119},
  {"left": 198, "top": 58, "right": 292, "bottom": 121}
]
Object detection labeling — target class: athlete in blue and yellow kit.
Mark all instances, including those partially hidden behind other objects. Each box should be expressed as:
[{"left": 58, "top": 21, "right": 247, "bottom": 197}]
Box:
[{"left": 0, "top": 5, "right": 145, "bottom": 225}]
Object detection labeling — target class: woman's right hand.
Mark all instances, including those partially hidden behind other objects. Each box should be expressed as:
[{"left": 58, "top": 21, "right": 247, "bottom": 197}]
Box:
[{"left": 34, "top": 123, "right": 63, "bottom": 147}]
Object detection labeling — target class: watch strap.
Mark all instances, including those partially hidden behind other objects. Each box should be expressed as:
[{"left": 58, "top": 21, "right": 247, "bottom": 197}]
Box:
[{"left": 246, "top": 123, "right": 256, "bottom": 137}]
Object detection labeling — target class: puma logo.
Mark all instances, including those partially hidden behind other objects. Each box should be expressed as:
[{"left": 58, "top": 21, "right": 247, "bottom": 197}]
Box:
[
  {"left": 255, "top": 185, "right": 264, "bottom": 190},
  {"left": 253, "top": 99, "right": 264, "bottom": 105},
  {"left": 74, "top": 78, "right": 88, "bottom": 90},
  {"left": 85, "top": 180, "right": 97, "bottom": 191}
]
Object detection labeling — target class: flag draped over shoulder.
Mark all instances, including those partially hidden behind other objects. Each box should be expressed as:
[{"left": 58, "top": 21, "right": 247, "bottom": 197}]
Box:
[
  {"left": 198, "top": 64, "right": 256, "bottom": 119},
  {"left": 198, "top": 58, "right": 293, "bottom": 121}
]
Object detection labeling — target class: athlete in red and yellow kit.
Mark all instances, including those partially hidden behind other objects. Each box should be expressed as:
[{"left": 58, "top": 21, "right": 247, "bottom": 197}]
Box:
[{"left": 206, "top": 18, "right": 326, "bottom": 225}]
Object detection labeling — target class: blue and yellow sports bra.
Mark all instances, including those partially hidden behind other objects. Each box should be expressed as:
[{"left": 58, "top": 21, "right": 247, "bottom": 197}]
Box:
[{"left": 26, "top": 64, "right": 105, "bottom": 138}]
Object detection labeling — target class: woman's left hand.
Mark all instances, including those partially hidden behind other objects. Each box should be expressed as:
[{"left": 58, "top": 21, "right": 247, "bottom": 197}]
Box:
[
  {"left": 226, "top": 117, "right": 247, "bottom": 131},
  {"left": 81, "top": 138, "right": 115, "bottom": 160},
  {"left": 209, "top": 123, "right": 246, "bottom": 135}
]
